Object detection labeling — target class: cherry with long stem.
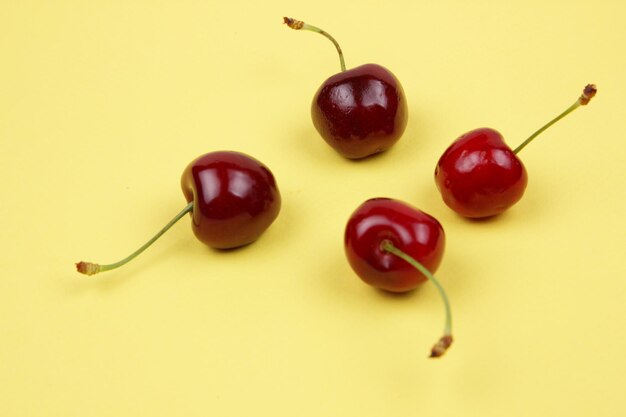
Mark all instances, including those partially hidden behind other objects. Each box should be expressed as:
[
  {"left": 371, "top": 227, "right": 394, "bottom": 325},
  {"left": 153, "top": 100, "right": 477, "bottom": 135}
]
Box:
[
  {"left": 381, "top": 240, "right": 453, "bottom": 358},
  {"left": 513, "top": 84, "right": 597, "bottom": 154},
  {"left": 283, "top": 17, "right": 408, "bottom": 159},
  {"left": 76, "top": 203, "right": 193, "bottom": 276},
  {"left": 435, "top": 83, "right": 598, "bottom": 218},
  {"left": 283, "top": 17, "right": 346, "bottom": 72}
]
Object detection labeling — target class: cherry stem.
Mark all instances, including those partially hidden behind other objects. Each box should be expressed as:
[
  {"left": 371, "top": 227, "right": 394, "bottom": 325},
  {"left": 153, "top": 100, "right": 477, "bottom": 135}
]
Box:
[
  {"left": 283, "top": 17, "right": 346, "bottom": 72},
  {"left": 76, "top": 202, "right": 194, "bottom": 276},
  {"left": 381, "top": 240, "right": 453, "bottom": 358},
  {"left": 513, "top": 84, "right": 597, "bottom": 154}
]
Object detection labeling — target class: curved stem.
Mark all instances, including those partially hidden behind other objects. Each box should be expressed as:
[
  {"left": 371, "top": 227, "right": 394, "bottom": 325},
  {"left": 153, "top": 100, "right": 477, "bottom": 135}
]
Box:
[
  {"left": 76, "top": 202, "right": 194, "bottom": 276},
  {"left": 513, "top": 84, "right": 597, "bottom": 154},
  {"left": 283, "top": 17, "right": 346, "bottom": 72},
  {"left": 381, "top": 240, "right": 453, "bottom": 358}
]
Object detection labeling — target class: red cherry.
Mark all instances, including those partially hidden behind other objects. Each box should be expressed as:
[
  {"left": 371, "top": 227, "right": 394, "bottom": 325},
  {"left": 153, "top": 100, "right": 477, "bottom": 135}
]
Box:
[
  {"left": 344, "top": 198, "right": 453, "bottom": 358},
  {"left": 435, "top": 128, "right": 528, "bottom": 218},
  {"left": 76, "top": 151, "right": 281, "bottom": 276},
  {"left": 435, "top": 84, "right": 597, "bottom": 218},
  {"left": 181, "top": 151, "right": 281, "bottom": 249},
  {"left": 284, "top": 17, "right": 408, "bottom": 159},
  {"left": 345, "top": 198, "right": 445, "bottom": 292}
]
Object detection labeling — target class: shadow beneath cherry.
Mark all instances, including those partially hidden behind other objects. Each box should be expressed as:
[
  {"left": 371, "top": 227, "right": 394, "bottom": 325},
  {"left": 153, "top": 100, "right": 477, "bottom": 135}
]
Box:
[
  {"left": 343, "top": 146, "right": 393, "bottom": 163},
  {"left": 461, "top": 211, "right": 510, "bottom": 224},
  {"left": 374, "top": 285, "right": 426, "bottom": 301}
]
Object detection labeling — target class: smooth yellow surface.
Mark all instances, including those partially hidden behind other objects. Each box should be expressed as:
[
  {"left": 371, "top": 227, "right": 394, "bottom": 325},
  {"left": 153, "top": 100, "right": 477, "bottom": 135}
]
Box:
[{"left": 1, "top": 1, "right": 625, "bottom": 416}]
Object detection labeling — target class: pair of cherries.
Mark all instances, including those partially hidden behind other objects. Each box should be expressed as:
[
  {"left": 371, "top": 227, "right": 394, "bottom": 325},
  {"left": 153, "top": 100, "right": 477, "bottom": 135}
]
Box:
[
  {"left": 282, "top": 17, "right": 596, "bottom": 217},
  {"left": 76, "top": 17, "right": 597, "bottom": 359}
]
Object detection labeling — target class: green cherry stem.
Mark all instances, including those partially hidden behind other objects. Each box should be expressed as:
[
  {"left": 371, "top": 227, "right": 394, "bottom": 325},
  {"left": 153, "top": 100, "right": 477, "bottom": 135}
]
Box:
[
  {"left": 513, "top": 84, "right": 597, "bottom": 154},
  {"left": 283, "top": 17, "right": 346, "bottom": 72},
  {"left": 381, "top": 240, "right": 453, "bottom": 358},
  {"left": 76, "top": 202, "right": 194, "bottom": 276}
]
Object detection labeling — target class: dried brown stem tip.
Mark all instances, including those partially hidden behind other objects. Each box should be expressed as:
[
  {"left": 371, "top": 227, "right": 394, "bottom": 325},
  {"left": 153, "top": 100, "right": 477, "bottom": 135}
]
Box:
[
  {"left": 580, "top": 84, "right": 597, "bottom": 105},
  {"left": 76, "top": 261, "right": 101, "bottom": 276},
  {"left": 430, "top": 335, "right": 453, "bottom": 358},
  {"left": 283, "top": 17, "right": 304, "bottom": 30}
]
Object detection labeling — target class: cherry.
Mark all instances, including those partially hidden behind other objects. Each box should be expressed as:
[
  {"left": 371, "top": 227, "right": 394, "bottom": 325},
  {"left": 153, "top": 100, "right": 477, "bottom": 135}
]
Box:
[
  {"left": 344, "top": 198, "right": 452, "bottom": 358},
  {"left": 284, "top": 17, "right": 408, "bottom": 160},
  {"left": 435, "top": 84, "right": 597, "bottom": 218},
  {"left": 76, "top": 151, "right": 281, "bottom": 276}
]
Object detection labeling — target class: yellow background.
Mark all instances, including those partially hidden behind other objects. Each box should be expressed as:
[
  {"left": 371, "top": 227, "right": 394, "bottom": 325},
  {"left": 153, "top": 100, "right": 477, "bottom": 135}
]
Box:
[{"left": 2, "top": 1, "right": 625, "bottom": 416}]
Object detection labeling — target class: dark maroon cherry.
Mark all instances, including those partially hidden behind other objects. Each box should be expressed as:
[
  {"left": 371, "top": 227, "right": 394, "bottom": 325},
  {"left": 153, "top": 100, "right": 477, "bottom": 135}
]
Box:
[
  {"left": 76, "top": 151, "right": 281, "bottom": 276},
  {"left": 345, "top": 198, "right": 453, "bottom": 358},
  {"left": 181, "top": 151, "right": 281, "bottom": 249},
  {"left": 284, "top": 17, "right": 407, "bottom": 159},
  {"left": 435, "top": 84, "right": 596, "bottom": 218}
]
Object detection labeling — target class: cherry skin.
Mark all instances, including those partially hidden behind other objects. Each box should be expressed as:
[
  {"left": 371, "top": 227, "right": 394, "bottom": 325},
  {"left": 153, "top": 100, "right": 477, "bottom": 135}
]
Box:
[
  {"left": 76, "top": 151, "right": 281, "bottom": 276},
  {"left": 345, "top": 198, "right": 453, "bottom": 357},
  {"left": 312, "top": 63, "right": 408, "bottom": 159},
  {"left": 435, "top": 128, "right": 528, "bottom": 218},
  {"left": 345, "top": 198, "right": 445, "bottom": 292},
  {"left": 284, "top": 17, "right": 408, "bottom": 159},
  {"left": 435, "top": 84, "right": 597, "bottom": 219},
  {"left": 181, "top": 151, "right": 281, "bottom": 249}
]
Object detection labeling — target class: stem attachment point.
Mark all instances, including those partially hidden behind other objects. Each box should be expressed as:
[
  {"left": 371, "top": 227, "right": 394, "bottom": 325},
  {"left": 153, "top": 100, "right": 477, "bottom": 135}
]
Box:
[
  {"left": 283, "top": 17, "right": 304, "bottom": 30},
  {"left": 75, "top": 261, "right": 101, "bottom": 276},
  {"left": 580, "top": 84, "right": 597, "bottom": 105},
  {"left": 430, "top": 335, "right": 454, "bottom": 358}
]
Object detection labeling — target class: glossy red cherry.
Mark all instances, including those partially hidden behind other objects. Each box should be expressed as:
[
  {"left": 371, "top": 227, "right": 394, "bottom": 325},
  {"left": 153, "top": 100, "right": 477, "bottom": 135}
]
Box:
[
  {"left": 76, "top": 151, "right": 281, "bottom": 276},
  {"left": 435, "top": 127, "right": 528, "bottom": 218},
  {"left": 284, "top": 17, "right": 408, "bottom": 159},
  {"left": 435, "top": 84, "right": 597, "bottom": 218},
  {"left": 344, "top": 198, "right": 453, "bottom": 357},
  {"left": 181, "top": 151, "right": 281, "bottom": 249},
  {"left": 345, "top": 198, "right": 445, "bottom": 292}
]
